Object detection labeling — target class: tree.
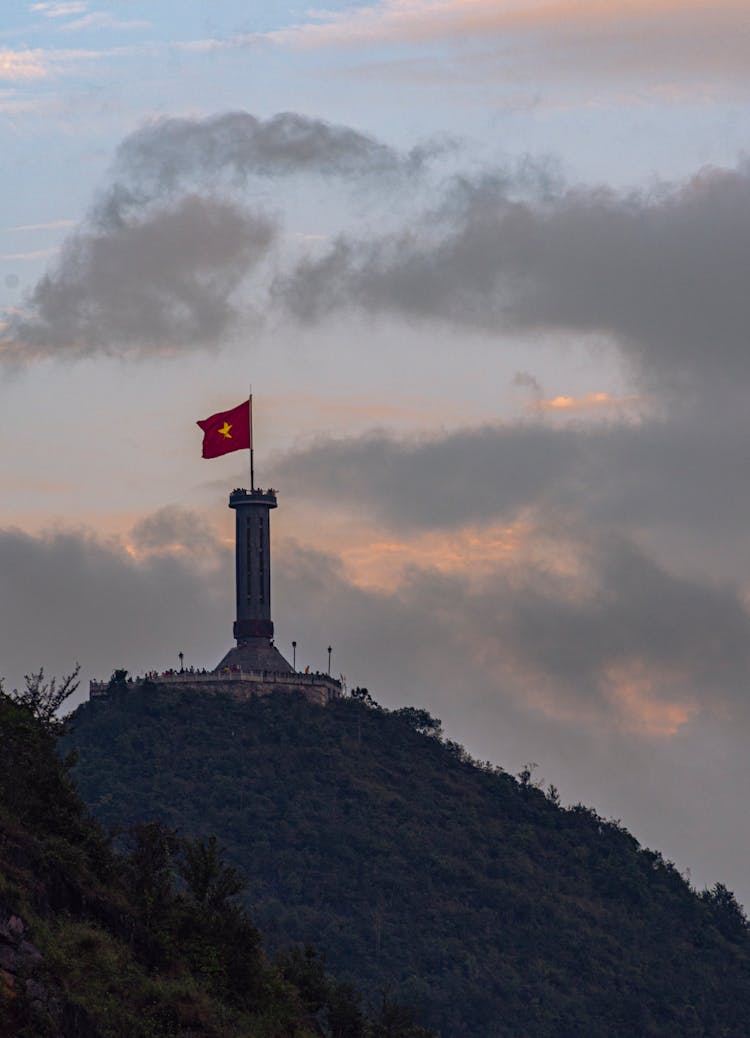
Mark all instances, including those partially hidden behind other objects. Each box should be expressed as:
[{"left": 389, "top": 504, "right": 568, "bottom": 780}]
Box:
[
  {"left": 369, "top": 994, "right": 434, "bottom": 1038},
  {"left": 278, "top": 946, "right": 367, "bottom": 1038},
  {"left": 178, "top": 835, "right": 246, "bottom": 913},
  {"left": 701, "top": 882, "right": 748, "bottom": 940},
  {"left": 517, "top": 761, "right": 539, "bottom": 788},
  {"left": 107, "top": 669, "right": 129, "bottom": 692},
  {"left": 391, "top": 707, "right": 442, "bottom": 738},
  {"left": 351, "top": 686, "right": 383, "bottom": 709},
  {"left": 6, "top": 665, "right": 80, "bottom": 732},
  {"left": 125, "top": 822, "right": 179, "bottom": 927}
]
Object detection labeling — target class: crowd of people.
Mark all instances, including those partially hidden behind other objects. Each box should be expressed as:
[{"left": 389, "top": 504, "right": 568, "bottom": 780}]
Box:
[{"left": 92, "top": 665, "right": 338, "bottom": 687}]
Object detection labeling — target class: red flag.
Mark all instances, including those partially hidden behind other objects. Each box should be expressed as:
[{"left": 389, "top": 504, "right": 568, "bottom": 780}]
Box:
[{"left": 197, "top": 399, "right": 251, "bottom": 459}]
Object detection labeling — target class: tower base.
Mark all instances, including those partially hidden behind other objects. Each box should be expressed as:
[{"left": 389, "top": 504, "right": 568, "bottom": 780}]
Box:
[{"left": 215, "top": 638, "right": 294, "bottom": 674}]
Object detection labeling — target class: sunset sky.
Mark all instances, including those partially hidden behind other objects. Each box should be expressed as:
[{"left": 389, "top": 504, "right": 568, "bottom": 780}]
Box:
[{"left": 3, "top": 0, "right": 750, "bottom": 904}]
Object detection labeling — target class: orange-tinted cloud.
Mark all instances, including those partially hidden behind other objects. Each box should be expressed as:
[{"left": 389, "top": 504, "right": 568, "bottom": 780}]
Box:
[
  {"left": 270, "top": 0, "right": 746, "bottom": 48},
  {"left": 0, "top": 50, "right": 50, "bottom": 81},
  {"left": 604, "top": 661, "right": 698, "bottom": 736},
  {"left": 339, "top": 522, "right": 524, "bottom": 589},
  {"left": 529, "top": 391, "right": 640, "bottom": 414},
  {"left": 277, "top": 504, "right": 526, "bottom": 590},
  {"left": 268, "top": 0, "right": 750, "bottom": 101},
  {"left": 256, "top": 391, "right": 475, "bottom": 442},
  {"left": 0, "top": 46, "right": 107, "bottom": 83}
]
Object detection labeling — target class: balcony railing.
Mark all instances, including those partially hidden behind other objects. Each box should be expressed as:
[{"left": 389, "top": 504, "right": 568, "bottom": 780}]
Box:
[{"left": 90, "top": 668, "right": 342, "bottom": 697}]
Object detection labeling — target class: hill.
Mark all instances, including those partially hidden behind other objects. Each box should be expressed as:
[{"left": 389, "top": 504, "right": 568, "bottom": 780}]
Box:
[
  {"left": 0, "top": 683, "right": 432, "bottom": 1038},
  {"left": 66, "top": 683, "right": 750, "bottom": 1037}
]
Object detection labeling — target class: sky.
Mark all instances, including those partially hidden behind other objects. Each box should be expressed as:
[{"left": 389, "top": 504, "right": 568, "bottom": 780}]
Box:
[{"left": 2, "top": 0, "right": 750, "bottom": 906}]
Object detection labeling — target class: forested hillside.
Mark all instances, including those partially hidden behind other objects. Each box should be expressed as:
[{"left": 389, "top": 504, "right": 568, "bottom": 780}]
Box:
[
  {"left": 67, "top": 684, "right": 750, "bottom": 1038},
  {"left": 0, "top": 682, "right": 431, "bottom": 1037}
]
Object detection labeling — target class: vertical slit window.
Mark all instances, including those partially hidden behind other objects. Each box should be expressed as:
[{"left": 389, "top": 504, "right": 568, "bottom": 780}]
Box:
[{"left": 251, "top": 523, "right": 256, "bottom": 606}]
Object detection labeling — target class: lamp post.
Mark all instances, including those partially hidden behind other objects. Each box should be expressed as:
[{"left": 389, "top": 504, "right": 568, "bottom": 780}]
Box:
[
  {"left": 178, "top": 651, "right": 184, "bottom": 673},
  {"left": 327, "top": 646, "right": 332, "bottom": 675},
  {"left": 292, "top": 641, "right": 297, "bottom": 670}
]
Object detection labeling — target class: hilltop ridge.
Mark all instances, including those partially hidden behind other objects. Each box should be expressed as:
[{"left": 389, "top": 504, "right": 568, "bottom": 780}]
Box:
[
  {"left": 66, "top": 684, "right": 750, "bottom": 1038},
  {"left": 0, "top": 684, "right": 432, "bottom": 1038}
]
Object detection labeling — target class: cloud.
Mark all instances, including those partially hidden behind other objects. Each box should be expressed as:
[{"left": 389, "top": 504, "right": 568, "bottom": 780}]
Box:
[
  {"left": 273, "top": 524, "right": 750, "bottom": 741},
  {"left": 3, "top": 195, "right": 276, "bottom": 361},
  {"left": 485, "top": 525, "right": 750, "bottom": 730},
  {"left": 0, "top": 518, "right": 230, "bottom": 700},
  {"left": 0, "top": 90, "right": 64, "bottom": 116},
  {"left": 95, "top": 111, "right": 440, "bottom": 235},
  {"left": 0, "top": 49, "right": 53, "bottom": 80},
  {"left": 112, "top": 111, "right": 439, "bottom": 200},
  {"left": 2, "top": 507, "right": 741, "bottom": 738},
  {"left": 7, "top": 112, "right": 750, "bottom": 387},
  {"left": 276, "top": 424, "right": 580, "bottom": 529},
  {"left": 268, "top": 0, "right": 750, "bottom": 101},
  {"left": 270, "top": 0, "right": 740, "bottom": 49},
  {"left": 7, "top": 219, "right": 76, "bottom": 232},
  {"left": 0, "top": 110, "right": 447, "bottom": 363},
  {"left": 274, "top": 163, "right": 750, "bottom": 394},
  {"left": 129, "top": 506, "right": 224, "bottom": 561},
  {"left": 528, "top": 391, "right": 640, "bottom": 414},
  {"left": 272, "top": 409, "right": 750, "bottom": 591},
  {"left": 60, "top": 12, "right": 152, "bottom": 33},
  {"left": 0, "top": 248, "right": 60, "bottom": 261},
  {"left": 0, "top": 44, "right": 119, "bottom": 82},
  {"left": 31, "top": 1, "right": 87, "bottom": 17}
]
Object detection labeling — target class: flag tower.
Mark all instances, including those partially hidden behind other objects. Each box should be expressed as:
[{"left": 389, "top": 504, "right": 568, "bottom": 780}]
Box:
[
  {"left": 200, "top": 395, "right": 293, "bottom": 673},
  {"left": 89, "top": 394, "right": 341, "bottom": 703}
]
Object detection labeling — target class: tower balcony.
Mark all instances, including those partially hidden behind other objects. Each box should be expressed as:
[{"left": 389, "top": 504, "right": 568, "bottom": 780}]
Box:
[{"left": 229, "top": 487, "right": 278, "bottom": 508}]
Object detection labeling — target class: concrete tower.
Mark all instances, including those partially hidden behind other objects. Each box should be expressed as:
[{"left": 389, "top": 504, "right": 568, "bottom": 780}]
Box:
[{"left": 215, "top": 486, "right": 293, "bottom": 673}]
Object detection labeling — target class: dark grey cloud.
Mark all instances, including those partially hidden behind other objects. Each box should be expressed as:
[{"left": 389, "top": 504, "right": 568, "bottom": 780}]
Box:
[
  {"left": 3, "top": 508, "right": 739, "bottom": 735},
  {"left": 276, "top": 423, "right": 581, "bottom": 528},
  {"left": 275, "top": 529, "right": 750, "bottom": 721},
  {"left": 492, "top": 528, "right": 750, "bottom": 702},
  {"left": 0, "top": 519, "right": 231, "bottom": 700},
  {"left": 5, "top": 195, "right": 275, "bottom": 360},
  {"left": 131, "top": 505, "right": 221, "bottom": 558},
  {"left": 273, "top": 163, "right": 750, "bottom": 393},
  {"left": 0, "top": 110, "right": 451, "bottom": 363},
  {"left": 11, "top": 111, "right": 750, "bottom": 384},
  {"left": 274, "top": 413, "right": 750, "bottom": 544},
  {"left": 113, "top": 111, "right": 439, "bottom": 199},
  {"left": 5, "top": 508, "right": 745, "bottom": 741}
]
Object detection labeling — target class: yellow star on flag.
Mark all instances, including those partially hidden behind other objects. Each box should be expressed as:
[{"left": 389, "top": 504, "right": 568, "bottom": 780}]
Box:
[{"left": 197, "top": 398, "right": 251, "bottom": 459}]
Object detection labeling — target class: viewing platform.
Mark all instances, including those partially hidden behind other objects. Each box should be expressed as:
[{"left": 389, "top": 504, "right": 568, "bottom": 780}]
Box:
[
  {"left": 89, "top": 668, "right": 343, "bottom": 708},
  {"left": 229, "top": 486, "right": 277, "bottom": 506}
]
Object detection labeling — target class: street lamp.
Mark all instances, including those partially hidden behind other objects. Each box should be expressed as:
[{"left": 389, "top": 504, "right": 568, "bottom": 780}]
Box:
[
  {"left": 292, "top": 641, "right": 297, "bottom": 670},
  {"left": 327, "top": 646, "right": 332, "bottom": 675}
]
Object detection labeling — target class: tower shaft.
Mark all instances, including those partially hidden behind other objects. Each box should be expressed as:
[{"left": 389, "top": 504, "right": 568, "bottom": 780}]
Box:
[
  {"left": 231, "top": 489, "right": 276, "bottom": 642},
  {"left": 215, "top": 486, "right": 293, "bottom": 674}
]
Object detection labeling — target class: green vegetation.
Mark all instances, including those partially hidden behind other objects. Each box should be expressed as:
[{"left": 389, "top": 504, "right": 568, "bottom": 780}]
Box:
[
  {"left": 64, "top": 684, "right": 750, "bottom": 1037},
  {"left": 0, "top": 681, "right": 432, "bottom": 1037}
]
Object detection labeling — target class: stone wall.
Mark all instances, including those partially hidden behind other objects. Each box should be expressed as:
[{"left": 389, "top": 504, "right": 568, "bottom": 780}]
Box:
[{"left": 90, "top": 672, "right": 342, "bottom": 707}]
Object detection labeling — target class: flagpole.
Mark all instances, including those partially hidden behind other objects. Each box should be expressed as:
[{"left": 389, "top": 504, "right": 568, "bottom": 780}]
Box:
[{"left": 249, "top": 388, "right": 254, "bottom": 491}]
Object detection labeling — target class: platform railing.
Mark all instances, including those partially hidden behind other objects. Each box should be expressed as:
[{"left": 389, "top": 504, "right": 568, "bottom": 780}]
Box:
[{"left": 90, "top": 668, "right": 342, "bottom": 697}]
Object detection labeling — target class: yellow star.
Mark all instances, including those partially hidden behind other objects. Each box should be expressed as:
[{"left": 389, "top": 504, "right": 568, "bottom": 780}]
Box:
[{"left": 218, "top": 421, "right": 232, "bottom": 439}]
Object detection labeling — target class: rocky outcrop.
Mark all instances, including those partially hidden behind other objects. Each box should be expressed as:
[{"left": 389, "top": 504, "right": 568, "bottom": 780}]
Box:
[{"left": 0, "top": 904, "right": 99, "bottom": 1038}]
